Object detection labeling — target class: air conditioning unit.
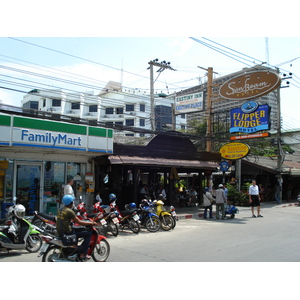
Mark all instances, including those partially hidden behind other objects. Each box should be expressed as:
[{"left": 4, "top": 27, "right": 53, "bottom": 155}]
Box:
[
  {"left": 119, "top": 115, "right": 124, "bottom": 118},
  {"left": 130, "top": 112, "right": 136, "bottom": 115}
]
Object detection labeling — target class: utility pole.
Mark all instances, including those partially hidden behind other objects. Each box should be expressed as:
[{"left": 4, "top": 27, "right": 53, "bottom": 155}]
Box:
[
  {"left": 198, "top": 66, "right": 218, "bottom": 152},
  {"left": 148, "top": 59, "right": 176, "bottom": 131}
]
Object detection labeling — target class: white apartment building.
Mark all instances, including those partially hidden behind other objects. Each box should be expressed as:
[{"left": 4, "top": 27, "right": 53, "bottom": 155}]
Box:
[{"left": 21, "top": 81, "right": 187, "bottom": 137}]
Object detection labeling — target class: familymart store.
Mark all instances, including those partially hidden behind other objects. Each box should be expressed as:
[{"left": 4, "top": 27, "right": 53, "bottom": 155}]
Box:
[{"left": 0, "top": 112, "right": 113, "bottom": 216}]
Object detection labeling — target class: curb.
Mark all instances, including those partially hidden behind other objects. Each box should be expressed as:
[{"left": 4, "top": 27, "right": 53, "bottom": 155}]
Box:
[{"left": 176, "top": 202, "right": 300, "bottom": 220}]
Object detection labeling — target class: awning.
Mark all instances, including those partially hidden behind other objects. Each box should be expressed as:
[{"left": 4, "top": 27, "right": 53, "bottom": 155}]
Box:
[{"left": 108, "top": 155, "right": 219, "bottom": 170}]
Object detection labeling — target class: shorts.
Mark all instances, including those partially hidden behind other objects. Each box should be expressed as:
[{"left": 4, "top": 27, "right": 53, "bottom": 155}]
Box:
[{"left": 250, "top": 195, "right": 260, "bottom": 207}]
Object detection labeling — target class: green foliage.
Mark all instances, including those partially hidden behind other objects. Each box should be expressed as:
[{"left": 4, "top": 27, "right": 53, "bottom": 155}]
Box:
[{"left": 226, "top": 183, "right": 249, "bottom": 206}]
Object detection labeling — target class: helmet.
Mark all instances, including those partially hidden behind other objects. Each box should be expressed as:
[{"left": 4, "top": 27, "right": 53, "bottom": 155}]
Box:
[
  {"left": 156, "top": 200, "right": 164, "bottom": 206},
  {"left": 14, "top": 204, "right": 26, "bottom": 219},
  {"left": 141, "top": 199, "right": 149, "bottom": 207},
  {"left": 109, "top": 193, "right": 116, "bottom": 202},
  {"left": 204, "top": 187, "right": 209, "bottom": 192},
  {"left": 62, "top": 194, "right": 74, "bottom": 206},
  {"left": 128, "top": 202, "right": 136, "bottom": 209}
]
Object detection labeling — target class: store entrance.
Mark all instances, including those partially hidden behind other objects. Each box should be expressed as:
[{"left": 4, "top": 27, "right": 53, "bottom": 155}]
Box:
[{"left": 15, "top": 162, "right": 43, "bottom": 215}]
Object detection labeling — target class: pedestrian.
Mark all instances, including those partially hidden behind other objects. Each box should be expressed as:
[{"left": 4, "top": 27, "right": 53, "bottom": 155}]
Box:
[
  {"left": 203, "top": 187, "right": 214, "bottom": 219},
  {"left": 95, "top": 191, "right": 102, "bottom": 204},
  {"left": 64, "top": 178, "right": 75, "bottom": 197},
  {"left": 215, "top": 184, "right": 227, "bottom": 220},
  {"left": 274, "top": 182, "right": 281, "bottom": 204},
  {"left": 249, "top": 180, "right": 263, "bottom": 217}
]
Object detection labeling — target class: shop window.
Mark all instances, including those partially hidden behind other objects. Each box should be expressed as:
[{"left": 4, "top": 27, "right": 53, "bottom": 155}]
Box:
[{"left": 44, "top": 162, "right": 65, "bottom": 201}]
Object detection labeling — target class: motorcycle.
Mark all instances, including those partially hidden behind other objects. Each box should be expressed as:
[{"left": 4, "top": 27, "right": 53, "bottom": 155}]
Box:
[
  {"left": 114, "top": 202, "right": 141, "bottom": 234},
  {"left": 0, "top": 204, "right": 42, "bottom": 253},
  {"left": 38, "top": 218, "right": 110, "bottom": 262},
  {"left": 138, "top": 199, "right": 161, "bottom": 232},
  {"left": 153, "top": 200, "right": 174, "bottom": 231},
  {"left": 78, "top": 202, "right": 118, "bottom": 237},
  {"left": 31, "top": 211, "right": 57, "bottom": 236}
]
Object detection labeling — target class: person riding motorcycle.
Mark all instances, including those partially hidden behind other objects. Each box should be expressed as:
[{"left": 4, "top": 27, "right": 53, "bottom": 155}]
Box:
[{"left": 56, "top": 195, "right": 98, "bottom": 260}]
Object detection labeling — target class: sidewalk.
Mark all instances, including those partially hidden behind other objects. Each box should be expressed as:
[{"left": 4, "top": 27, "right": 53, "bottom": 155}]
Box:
[{"left": 175, "top": 201, "right": 299, "bottom": 220}]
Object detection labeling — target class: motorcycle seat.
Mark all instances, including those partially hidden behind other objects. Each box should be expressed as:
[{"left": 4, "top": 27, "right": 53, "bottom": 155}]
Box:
[
  {"left": 38, "top": 212, "right": 57, "bottom": 222},
  {"left": 120, "top": 210, "right": 133, "bottom": 217}
]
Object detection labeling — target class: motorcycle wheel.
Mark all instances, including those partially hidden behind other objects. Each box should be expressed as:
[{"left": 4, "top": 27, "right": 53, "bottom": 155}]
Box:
[
  {"left": 42, "top": 245, "right": 63, "bottom": 262},
  {"left": 108, "top": 220, "right": 119, "bottom": 236},
  {"left": 160, "top": 215, "right": 173, "bottom": 231},
  {"left": 25, "top": 233, "right": 43, "bottom": 253},
  {"left": 92, "top": 239, "right": 110, "bottom": 262},
  {"left": 128, "top": 219, "right": 141, "bottom": 234},
  {"left": 145, "top": 216, "right": 160, "bottom": 232},
  {"left": 171, "top": 216, "right": 177, "bottom": 229}
]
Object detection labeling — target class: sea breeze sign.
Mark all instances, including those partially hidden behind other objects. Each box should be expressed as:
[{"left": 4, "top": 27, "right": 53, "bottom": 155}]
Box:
[
  {"left": 0, "top": 113, "right": 113, "bottom": 153},
  {"left": 174, "top": 92, "right": 203, "bottom": 114},
  {"left": 219, "top": 70, "right": 281, "bottom": 100},
  {"left": 220, "top": 142, "right": 250, "bottom": 160},
  {"left": 230, "top": 104, "right": 270, "bottom": 133}
]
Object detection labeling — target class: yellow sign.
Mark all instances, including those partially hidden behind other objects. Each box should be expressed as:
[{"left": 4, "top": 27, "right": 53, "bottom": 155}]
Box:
[
  {"left": 0, "top": 160, "right": 9, "bottom": 169},
  {"left": 220, "top": 142, "right": 250, "bottom": 160}
]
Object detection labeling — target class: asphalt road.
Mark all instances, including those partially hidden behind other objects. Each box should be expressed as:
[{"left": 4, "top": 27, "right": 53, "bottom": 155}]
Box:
[{"left": 1, "top": 203, "right": 300, "bottom": 262}]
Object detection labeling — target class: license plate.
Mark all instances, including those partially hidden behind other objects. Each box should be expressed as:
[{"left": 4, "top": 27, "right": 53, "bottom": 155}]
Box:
[
  {"left": 38, "top": 243, "right": 49, "bottom": 256},
  {"left": 100, "top": 219, "right": 107, "bottom": 225},
  {"left": 171, "top": 211, "right": 177, "bottom": 216},
  {"left": 112, "top": 217, "right": 119, "bottom": 224},
  {"left": 133, "top": 214, "right": 139, "bottom": 221}
]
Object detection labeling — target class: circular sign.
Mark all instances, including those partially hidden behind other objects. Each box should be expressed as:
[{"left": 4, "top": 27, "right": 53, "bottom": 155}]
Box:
[
  {"left": 219, "top": 161, "right": 229, "bottom": 172},
  {"left": 241, "top": 100, "right": 259, "bottom": 113},
  {"left": 219, "top": 142, "right": 250, "bottom": 160}
]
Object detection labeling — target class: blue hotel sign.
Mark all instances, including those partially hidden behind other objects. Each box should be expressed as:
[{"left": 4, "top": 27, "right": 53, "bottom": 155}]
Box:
[{"left": 230, "top": 102, "right": 271, "bottom": 134}]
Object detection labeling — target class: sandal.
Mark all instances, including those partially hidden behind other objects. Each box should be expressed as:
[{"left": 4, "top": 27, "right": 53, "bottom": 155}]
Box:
[{"left": 79, "top": 254, "right": 91, "bottom": 260}]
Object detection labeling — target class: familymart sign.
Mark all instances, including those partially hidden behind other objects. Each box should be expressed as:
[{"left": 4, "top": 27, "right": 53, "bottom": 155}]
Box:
[{"left": 0, "top": 113, "right": 113, "bottom": 153}]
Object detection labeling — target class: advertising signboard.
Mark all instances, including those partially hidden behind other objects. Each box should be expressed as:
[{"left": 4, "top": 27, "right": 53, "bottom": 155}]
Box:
[
  {"left": 174, "top": 92, "right": 203, "bottom": 115},
  {"left": 219, "top": 70, "right": 281, "bottom": 101},
  {"left": 220, "top": 142, "right": 250, "bottom": 160},
  {"left": 230, "top": 103, "right": 270, "bottom": 134}
]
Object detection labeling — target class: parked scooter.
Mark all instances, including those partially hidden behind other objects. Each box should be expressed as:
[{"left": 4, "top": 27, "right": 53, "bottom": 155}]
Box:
[
  {"left": 138, "top": 199, "right": 161, "bottom": 232},
  {"left": 31, "top": 211, "right": 57, "bottom": 236},
  {"left": 0, "top": 204, "right": 42, "bottom": 253},
  {"left": 153, "top": 200, "right": 174, "bottom": 231},
  {"left": 115, "top": 202, "right": 141, "bottom": 234},
  {"left": 38, "top": 218, "right": 110, "bottom": 262}
]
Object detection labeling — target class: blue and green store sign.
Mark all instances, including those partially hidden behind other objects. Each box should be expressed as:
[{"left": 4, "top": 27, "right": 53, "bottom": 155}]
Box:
[{"left": 0, "top": 113, "right": 113, "bottom": 153}]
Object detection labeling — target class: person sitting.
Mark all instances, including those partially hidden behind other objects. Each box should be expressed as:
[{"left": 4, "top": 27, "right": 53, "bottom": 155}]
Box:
[{"left": 56, "top": 195, "right": 98, "bottom": 260}]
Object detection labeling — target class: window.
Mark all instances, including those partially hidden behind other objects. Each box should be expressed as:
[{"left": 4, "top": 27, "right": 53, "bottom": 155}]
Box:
[
  {"left": 140, "top": 104, "right": 145, "bottom": 112},
  {"left": 52, "top": 99, "right": 61, "bottom": 107},
  {"left": 115, "top": 121, "right": 123, "bottom": 126},
  {"left": 139, "top": 119, "right": 145, "bottom": 126},
  {"left": 126, "top": 119, "right": 134, "bottom": 126},
  {"left": 43, "top": 99, "right": 46, "bottom": 107},
  {"left": 89, "top": 105, "right": 97, "bottom": 112},
  {"left": 71, "top": 102, "right": 80, "bottom": 110},
  {"left": 23, "top": 101, "right": 38, "bottom": 110},
  {"left": 105, "top": 107, "right": 114, "bottom": 114},
  {"left": 181, "top": 114, "right": 185, "bottom": 119},
  {"left": 126, "top": 104, "right": 134, "bottom": 112},
  {"left": 116, "top": 107, "right": 124, "bottom": 114}
]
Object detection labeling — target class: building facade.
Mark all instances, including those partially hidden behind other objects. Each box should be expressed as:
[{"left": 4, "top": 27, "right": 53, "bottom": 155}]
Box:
[{"left": 22, "top": 81, "right": 187, "bottom": 138}]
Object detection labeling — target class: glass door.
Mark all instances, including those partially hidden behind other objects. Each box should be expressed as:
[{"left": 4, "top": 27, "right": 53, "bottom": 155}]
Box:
[{"left": 15, "top": 162, "right": 43, "bottom": 215}]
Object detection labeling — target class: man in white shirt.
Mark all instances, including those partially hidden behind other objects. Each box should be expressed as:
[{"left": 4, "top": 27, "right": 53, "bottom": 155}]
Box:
[
  {"left": 248, "top": 180, "right": 263, "bottom": 218},
  {"left": 64, "top": 178, "right": 75, "bottom": 197}
]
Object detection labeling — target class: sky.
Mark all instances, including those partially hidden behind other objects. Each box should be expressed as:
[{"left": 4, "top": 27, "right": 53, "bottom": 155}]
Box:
[{"left": 0, "top": 36, "right": 299, "bottom": 131}]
